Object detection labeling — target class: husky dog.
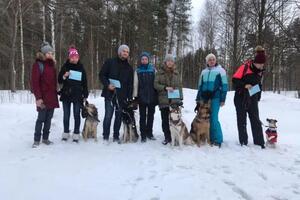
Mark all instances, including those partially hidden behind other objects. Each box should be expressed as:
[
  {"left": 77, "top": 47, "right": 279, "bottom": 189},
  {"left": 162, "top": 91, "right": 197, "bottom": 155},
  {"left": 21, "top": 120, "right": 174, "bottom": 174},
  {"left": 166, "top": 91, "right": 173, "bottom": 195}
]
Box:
[{"left": 169, "top": 102, "right": 193, "bottom": 147}]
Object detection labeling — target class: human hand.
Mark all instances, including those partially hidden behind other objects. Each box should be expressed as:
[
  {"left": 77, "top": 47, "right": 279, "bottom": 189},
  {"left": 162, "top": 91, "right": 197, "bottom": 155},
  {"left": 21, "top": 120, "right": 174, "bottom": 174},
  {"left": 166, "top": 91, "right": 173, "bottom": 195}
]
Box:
[{"left": 245, "top": 84, "right": 252, "bottom": 89}]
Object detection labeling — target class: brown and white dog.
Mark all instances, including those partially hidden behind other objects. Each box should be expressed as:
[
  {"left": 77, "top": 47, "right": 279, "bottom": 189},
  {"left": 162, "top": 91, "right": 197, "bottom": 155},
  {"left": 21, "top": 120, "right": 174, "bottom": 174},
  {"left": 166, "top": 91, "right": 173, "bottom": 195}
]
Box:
[
  {"left": 190, "top": 102, "right": 211, "bottom": 147},
  {"left": 265, "top": 118, "right": 278, "bottom": 148},
  {"left": 169, "top": 102, "right": 194, "bottom": 147},
  {"left": 121, "top": 100, "right": 139, "bottom": 143},
  {"left": 81, "top": 101, "right": 100, "bottom": 142}
]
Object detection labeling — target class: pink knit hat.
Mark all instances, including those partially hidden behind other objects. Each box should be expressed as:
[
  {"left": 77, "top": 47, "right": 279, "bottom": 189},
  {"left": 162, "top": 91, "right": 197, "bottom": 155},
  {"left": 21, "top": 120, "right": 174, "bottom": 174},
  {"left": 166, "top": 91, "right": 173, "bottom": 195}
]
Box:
[{"left": 68, "top": 47, "right": 79, "bottom": 59}]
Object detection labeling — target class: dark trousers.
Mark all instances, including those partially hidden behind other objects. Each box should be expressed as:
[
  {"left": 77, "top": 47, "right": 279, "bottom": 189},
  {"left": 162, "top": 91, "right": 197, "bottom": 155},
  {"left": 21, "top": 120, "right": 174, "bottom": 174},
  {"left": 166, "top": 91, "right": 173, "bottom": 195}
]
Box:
[
  {"left": 63, "top": 101, "right": 81, "bottom": 134},
  {"left": 103, "top": 99, "right": 122, "bottom": 140},
  {"left": 234, "top": 93, "right": 265, "bottom": 146},
  {"left": 34, "top": 108, "right": 54, "bottom": 142},
  {"left": 160, "top": 107, "right": 171, "bottom": 141},
  {"left": 139, "top": 103, "right": 156, "bottom": 139}
]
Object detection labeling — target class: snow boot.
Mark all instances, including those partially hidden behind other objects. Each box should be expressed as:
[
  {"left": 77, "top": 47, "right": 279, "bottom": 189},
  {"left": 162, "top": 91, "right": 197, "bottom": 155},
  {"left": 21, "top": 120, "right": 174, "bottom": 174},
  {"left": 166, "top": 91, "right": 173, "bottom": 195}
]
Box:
[
  {"left": 42, "top": 140, "right": 54, "bottom": 145},
  {"left": 62, "top": 132, "right": 70, "bottom": 141},
  {"left": 162, "top": 139, "right": 171, "bottom": 145},
  {"left": 72, "top": 134, "right": 80, "bottom": 143},
  {"left": 32, "top": 141, "right": 40, "bottom": 148}
]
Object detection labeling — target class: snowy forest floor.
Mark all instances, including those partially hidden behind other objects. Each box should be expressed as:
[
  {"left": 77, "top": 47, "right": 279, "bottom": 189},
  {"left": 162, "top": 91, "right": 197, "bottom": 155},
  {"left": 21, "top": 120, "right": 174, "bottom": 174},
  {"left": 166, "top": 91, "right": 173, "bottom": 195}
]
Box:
[{"left": 0, "top": 89, "right": 300, "bottom": 200}]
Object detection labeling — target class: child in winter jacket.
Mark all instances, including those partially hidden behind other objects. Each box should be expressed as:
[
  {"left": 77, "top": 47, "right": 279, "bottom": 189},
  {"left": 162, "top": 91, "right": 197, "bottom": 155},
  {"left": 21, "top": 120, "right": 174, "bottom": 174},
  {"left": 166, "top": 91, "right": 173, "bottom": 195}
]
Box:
[
  {"left": 58, "top": 46, "right": 89, "bottom": 143},
  {"left": 133, "top": 52, "right": 158, "bottom": 142}
]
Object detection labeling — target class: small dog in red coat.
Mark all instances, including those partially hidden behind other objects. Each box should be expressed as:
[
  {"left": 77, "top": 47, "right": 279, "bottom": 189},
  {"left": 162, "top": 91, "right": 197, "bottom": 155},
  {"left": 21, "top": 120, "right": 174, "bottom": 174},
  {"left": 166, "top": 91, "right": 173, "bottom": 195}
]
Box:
[{"left": 265, "top": 118, "right": 278, "bottom": 147}]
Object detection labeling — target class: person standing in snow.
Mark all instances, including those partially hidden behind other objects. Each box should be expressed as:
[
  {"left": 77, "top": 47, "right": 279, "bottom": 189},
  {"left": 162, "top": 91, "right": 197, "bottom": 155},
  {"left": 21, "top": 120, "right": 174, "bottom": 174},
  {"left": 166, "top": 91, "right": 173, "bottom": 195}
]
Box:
[
  {"left": 154, "top": 54, "right": 183, "bottom": 145},
  {"left": 195, "top": 53, "right": 228, "bottom": 148},
  {"left": 133, "top": 52, "right": 158, "bottom": 143},
  {"left": 31, "top": 42, "right": 59, "bottom": 148},
  {"left": 58, "top": 46, "right": 89, "bottom": 143},
  {"left": 99, "top": 45, "right": 134, "bottom": 143},
  {"left": 232, "top": 46, "right": 266, "bottom": 149}
]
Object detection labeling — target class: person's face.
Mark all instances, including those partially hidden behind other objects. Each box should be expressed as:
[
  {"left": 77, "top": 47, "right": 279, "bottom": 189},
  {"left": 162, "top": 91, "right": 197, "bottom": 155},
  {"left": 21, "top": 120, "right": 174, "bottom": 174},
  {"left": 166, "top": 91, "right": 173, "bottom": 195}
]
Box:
[
  {"left": 254, "top": 63, "right": 264, "bottom": 69},
  {"left": 166, "top": 60, "right": 175, "bottom": 69},
  {"left": 119, "top": 48, "right": 129, "bottom": 60},
  {"left": 207, "top": 57, "right": 216, "bottom": 67},
  {"left": 45, "top": 52, "right": 54, "bottom": 59},
  {"left": 141, "top": 56, "right": 149, "bottom": 65},
  {"left": 70, "top": 56, "right": 79, "bottom": 64}
]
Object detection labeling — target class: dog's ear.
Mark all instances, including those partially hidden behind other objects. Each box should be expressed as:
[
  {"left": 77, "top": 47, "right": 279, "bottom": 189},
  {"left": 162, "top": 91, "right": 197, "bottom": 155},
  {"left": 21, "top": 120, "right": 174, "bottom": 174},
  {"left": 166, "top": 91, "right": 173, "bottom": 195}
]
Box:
[
  {"left": 275, "top": 120, "right": 278, "bottom": 123},
  {"left": 266, "top": 118, "right": 270, "bottom": 122}
]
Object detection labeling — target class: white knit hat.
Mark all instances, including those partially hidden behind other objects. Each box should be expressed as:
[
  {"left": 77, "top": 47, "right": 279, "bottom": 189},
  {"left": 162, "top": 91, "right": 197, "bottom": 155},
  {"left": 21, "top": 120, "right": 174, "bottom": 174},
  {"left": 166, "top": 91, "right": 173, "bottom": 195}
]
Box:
[{"left": 205, "top": 53, "right": 216, "bottom": 63}]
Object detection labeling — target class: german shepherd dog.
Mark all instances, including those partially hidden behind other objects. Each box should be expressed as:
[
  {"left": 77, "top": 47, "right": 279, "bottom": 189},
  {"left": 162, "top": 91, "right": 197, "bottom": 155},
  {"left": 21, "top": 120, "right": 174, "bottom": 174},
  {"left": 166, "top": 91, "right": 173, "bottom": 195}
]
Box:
[
  {"left": 265, "top": 118, "right": 278, "bottom": 148},
  {"left": 81, "top": 101, "right": 100, "bottom": 142},
  {"left": 121, "top": 100, "right": 139, "bottom": 143},
  {"left": 169, "top": 102, "right": 194, "bottom": 147},
  {"left": 190, "top": 102, "right": 211, "bottom": 147}
]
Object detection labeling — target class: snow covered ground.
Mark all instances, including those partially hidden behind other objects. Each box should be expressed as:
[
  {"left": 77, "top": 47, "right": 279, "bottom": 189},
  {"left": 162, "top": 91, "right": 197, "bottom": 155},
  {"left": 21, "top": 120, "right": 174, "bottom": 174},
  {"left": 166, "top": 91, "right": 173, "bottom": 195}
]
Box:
[{"left": 0, "top": 89, "right": 300, "bottom": 200}]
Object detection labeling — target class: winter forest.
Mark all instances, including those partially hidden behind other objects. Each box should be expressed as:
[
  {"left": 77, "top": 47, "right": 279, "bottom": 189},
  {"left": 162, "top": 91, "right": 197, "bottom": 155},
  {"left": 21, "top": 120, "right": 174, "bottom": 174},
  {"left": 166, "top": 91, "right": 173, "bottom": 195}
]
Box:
[{"left": 0, "top": 0, "right": 300, "bottom": 94}]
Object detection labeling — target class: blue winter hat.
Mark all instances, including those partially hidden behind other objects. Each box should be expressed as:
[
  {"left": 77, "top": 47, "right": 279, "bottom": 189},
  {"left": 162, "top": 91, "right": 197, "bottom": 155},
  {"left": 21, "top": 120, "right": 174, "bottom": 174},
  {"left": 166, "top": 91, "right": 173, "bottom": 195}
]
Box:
[{"left": 140, "top": 52, "right": 150, "bottom": 60}]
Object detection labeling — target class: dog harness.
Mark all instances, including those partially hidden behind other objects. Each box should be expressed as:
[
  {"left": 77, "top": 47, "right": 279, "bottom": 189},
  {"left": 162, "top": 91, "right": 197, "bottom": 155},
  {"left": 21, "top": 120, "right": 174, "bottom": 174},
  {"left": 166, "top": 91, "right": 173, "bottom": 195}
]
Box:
[{"left": 266, "top": 129, "right": 278, "bottom": 143}]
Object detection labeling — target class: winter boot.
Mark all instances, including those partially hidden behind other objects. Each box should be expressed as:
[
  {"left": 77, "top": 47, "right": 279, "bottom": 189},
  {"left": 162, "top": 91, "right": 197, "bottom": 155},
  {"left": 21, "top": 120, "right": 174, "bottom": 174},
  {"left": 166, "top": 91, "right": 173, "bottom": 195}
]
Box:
[
  {"left": 62, "top": 132, "right": 70, "bottom": 141},
  {"left": 32, "top": 141, "right": 40, "bottom": 148},
  {"left": 72, "top": 134, "right": 80, "bottom": 143},
  {"left": 42, "top": 140, "right": 54, "bottom": 145}
]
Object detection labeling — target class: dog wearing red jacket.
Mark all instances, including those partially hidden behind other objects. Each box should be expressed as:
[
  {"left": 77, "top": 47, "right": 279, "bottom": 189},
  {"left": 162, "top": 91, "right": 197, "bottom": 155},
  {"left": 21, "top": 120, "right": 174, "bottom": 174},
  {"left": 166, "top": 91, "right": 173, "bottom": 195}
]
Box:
[{"left": 265, "top": 118, "right": 278, "bottom": 148}]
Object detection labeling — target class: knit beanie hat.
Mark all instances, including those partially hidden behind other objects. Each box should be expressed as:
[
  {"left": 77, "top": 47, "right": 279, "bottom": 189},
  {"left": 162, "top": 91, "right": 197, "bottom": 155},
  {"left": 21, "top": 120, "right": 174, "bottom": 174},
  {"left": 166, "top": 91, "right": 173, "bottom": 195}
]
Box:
[
  {"left": 118, "top": 44, "right": 130, "bottom": 55},
  {"left": 40, "top": 41, "right": 53, "bottom": 54},
  {"left": 140, "top": 52, "right": 150, "bottom": 60},
  {"left": 205, "top": 53, "right": 216, "bottom": 63},
  {"left": 68, "top": 46, "right": 79, "bottom": 59},
  {"left": 164, "top": 54, "right": 175, "bottom": 63},
  {"left": 254, "top": 46, "right": 266, "bottom": 64}
]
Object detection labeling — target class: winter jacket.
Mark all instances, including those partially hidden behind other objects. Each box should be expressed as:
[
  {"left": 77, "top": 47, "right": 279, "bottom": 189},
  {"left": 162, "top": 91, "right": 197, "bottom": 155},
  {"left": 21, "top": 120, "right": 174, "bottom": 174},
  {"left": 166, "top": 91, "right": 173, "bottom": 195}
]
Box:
[
  {"left": 232, "top": 60, "right": 263, "bottom": 101},
  {"left": 31, "top": 52, "right": 59, "bottom": 110},
  {"left": 58, "top": 60, "right": 89, "bottom": 102},
  {"left": 99, "top": 57, "right": 133, "bottom": 107},
  {"left": 154, "top": 67, "right": 183, "bottom": 108},
  {"left": 133, "top": 63, "right": 158, "bottom": 105},
  {"left": 196, "top": 64, "right": 228, "bottom": 102}
]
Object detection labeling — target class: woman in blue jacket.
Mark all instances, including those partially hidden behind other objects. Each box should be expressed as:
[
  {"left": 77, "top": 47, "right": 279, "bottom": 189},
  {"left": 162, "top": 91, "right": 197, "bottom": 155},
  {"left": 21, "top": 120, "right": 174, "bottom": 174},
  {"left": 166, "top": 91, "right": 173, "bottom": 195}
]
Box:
[{"left": 195, "top": 53, "right": 228, "bottom": 147}]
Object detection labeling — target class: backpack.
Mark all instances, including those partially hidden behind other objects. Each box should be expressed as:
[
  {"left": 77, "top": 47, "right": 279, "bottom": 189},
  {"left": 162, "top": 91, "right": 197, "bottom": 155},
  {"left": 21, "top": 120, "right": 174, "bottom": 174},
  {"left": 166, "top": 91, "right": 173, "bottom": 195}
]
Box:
[{"left": 30, "top": 61, "right": 44, "bottom": 93}]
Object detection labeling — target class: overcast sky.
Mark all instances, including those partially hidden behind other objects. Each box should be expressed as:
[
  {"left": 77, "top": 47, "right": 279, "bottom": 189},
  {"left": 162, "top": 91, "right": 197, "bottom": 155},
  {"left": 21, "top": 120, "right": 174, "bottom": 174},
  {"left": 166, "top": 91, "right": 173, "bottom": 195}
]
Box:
[{"left": 191, "top": 0, "right": 205, "bottom": 25}]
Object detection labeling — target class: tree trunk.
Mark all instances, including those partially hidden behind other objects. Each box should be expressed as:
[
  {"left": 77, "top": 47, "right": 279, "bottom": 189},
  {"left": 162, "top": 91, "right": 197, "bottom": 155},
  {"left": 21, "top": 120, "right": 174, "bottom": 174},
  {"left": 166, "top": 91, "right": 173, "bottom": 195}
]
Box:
[
  {"left": 90, "top": 25, "right": 94, "bottom": 89},
  {"left": 42, "top": 2, "right": 46, "bottom": 42},
  {"left": 168, "top": 1, "right": 177, "bottom": 54},
  {"left": 49, "top": 0, "right": 56, "bottom": 60},
  {"left": 10, "top": 11, "right": 18, "bottom": 92},
  {"left": 19, "top": 0, "right": 25, "bottom": 90},
  {"left": 257, "top": 0, "right": 266, "bottom": 45},
  {"left": 232, "top": 0, "right": 240, "bottom": 70}
]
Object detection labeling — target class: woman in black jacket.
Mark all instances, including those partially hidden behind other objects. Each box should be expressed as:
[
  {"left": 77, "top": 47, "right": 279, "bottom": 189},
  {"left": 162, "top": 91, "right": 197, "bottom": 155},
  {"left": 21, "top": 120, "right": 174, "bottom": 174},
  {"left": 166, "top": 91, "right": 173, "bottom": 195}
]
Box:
[
  {"left": 232, "top": 46, "right": 266, "bottom": 149},
  {"left": 58, "top": 47, "right": 88, "bottom": 142}
]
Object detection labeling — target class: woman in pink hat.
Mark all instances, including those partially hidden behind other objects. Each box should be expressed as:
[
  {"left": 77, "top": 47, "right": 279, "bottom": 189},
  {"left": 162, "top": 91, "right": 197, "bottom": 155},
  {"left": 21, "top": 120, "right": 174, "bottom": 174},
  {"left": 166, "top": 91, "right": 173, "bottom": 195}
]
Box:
[{"left": 58, "top": 46, "right": 89, "bottom": 143}]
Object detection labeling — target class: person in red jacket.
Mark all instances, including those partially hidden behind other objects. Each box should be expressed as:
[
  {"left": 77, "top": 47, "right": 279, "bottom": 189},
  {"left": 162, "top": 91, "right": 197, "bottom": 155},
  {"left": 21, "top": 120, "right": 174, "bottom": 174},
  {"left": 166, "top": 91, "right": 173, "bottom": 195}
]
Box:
[
  {"left": 232, "top": 46, "right": 266, "bottom": 149},
  {"left": 31, "top": 42, "right": 59, "bottom": 148}
]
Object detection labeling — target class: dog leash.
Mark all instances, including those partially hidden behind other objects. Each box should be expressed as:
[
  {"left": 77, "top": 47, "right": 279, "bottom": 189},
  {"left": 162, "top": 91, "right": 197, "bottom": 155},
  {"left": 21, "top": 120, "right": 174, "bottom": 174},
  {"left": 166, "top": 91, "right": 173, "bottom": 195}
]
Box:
[{"left": 111, "top": 90, "right": 120, "bottom": 111}]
